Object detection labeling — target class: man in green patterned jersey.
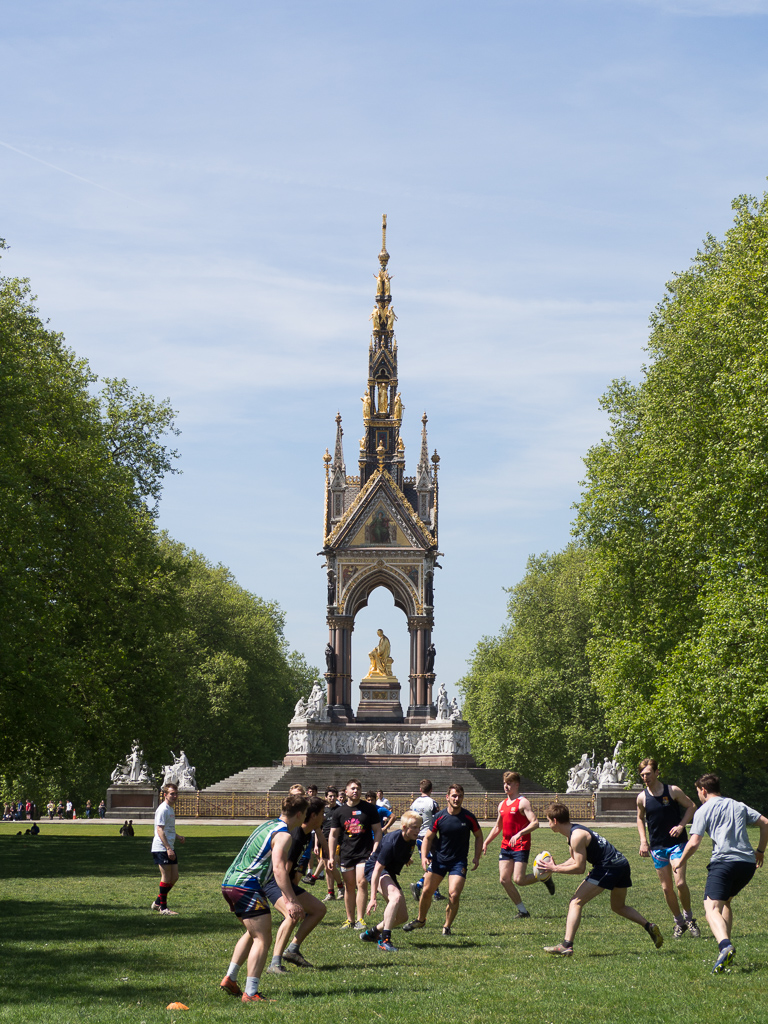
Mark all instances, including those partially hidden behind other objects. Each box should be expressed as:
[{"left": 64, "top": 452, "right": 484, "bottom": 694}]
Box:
[{"left": 219, "top": 794, "right": 308, "bottom": 1003}]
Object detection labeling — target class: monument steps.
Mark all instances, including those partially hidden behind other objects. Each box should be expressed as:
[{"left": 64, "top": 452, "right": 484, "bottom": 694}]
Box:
[{"left": 202, "top": 764, "right": 548, "bottom": 797}]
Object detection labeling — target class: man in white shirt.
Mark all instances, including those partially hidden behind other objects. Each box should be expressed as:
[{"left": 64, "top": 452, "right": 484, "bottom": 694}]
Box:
[{"left": 151, "top": 783, "right": 185, "bottom": 915}]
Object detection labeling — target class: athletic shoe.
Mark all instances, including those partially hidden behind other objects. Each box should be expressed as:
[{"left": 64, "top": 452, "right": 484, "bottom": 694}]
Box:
[
  {"left": 544, "top": 878, "right": 556, "bottom": 896},
  {"left": 266, "top": 964, "right": 288, "bottom": 975},
  {"left": 403, "top": 919, "right": 425, "bottom": 932},
  {"left": 433, "top": 890, "right": 445, "bottom": 901},
  {"left": 302, "top": 874, "right": 316, "bottom": 885},
  {"left": 513, "top": 910, "right": 531, "bottom": 919},
  {"left": 150, "top": 901, "right": 162, "bottom": 912},
  {"left": 336, "top": 891, "right": 345, "bottom": 900},
  {"left": 220, "top": 976, "right": 243, "bottom": 997},
  {"left": 646, "top": 922, "right": 664, "bottom": 949},
  {"left": 544, "top": 943, "right": 573, "bottom": 956},
  {"left": 687, "top": 918, "right": 701, "bottom": 938},
  {"left": 241, "top": 992, "right": 270, "bottom": 1002},
  {"left": 282, "top": 948, "right": 313, "bottom": 968},
  {"left": 354, "top": 919, "right": 367, "bottom": 930},
  {"left": 712, "top": 945, "right": 734, "bottom": 973},
  {"left": 410, "top": 882, "right": 422, "bottom": 900},
  {"left": 442, "top": 926, "right": 451, "bottom": 936},
  {"left": 377, "top": 938, "right": 397, "bottom": 952},
  {"left": 323, "top": 892, "right": 335, "bottom": 902},
  {"left": 673, "top": 922, "right": 686, "bottom": 939},
  {"left": 341, "top": 919, "right": 355, "bottom": 929},
  {"left": 360, "top": 927, "right": 379, "bottom": 943},
  {"left": 158, "top": 908, "right": 179, "bottom": 916}
]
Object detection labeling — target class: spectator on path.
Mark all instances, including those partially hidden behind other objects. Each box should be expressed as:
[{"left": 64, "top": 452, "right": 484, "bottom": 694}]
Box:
[
  {"left": 56, "top": 801, "right": 64, "bottom": 819},
  {"left": 85, "top": 800, "right": 93, "bottom": 818},
  {"left": 47, "top": 801, "right": 55, "bottom": 820},
  {"left": 66, "top": 799, "right": 73, "bottom": 819},
  {"left": 674, "top": 773, "right": 768, "bottom": 973},
  {"left": 98, "top": 799, "right": 106, "bottom": 819}
]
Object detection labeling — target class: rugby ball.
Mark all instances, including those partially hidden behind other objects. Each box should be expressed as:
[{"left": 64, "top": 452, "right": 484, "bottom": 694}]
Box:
[{"left": 533, "top": 850, "right": 554, "bottom": 881}]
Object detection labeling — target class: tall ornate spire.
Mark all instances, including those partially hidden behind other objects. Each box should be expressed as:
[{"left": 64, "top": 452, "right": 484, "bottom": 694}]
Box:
[
  {"left": 418, "top": 412, "right": 430, "bottom": 476},
  {"left": 332, "top": 412, "right": 346, "bottom": 476}
]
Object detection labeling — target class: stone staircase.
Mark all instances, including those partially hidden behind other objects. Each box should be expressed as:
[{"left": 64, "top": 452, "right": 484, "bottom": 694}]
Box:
[{"left": 202, "top": 766, "right": 292, "bottom": 794}]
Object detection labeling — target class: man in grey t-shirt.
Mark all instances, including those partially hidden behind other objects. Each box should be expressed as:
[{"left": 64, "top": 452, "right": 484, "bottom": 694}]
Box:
[{"left": 675, "top": 773, "right": 768, "bottom": 974}]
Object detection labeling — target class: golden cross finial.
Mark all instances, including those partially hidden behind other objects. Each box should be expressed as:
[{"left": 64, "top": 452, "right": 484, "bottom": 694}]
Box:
[{"left": 382, "top": 214, "right": 387, "bottom": 251}]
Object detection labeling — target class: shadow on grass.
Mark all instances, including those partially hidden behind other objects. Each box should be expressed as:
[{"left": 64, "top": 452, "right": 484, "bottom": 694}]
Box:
[{"left": 1, "top": 834, "right": 242, "bottom": 879}]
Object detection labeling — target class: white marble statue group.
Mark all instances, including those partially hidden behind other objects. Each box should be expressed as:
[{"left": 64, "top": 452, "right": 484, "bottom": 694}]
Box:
[
  {"left": 110, "top": 740, "right": 197, "bottom": 790},
  {"left": 435, "top": 682, "right": 462, "bottom": 721},
  {"left": 291, "top": 681, "right": 330, "bottom": 724},
  {"left": 110, "top": 740, "right": 155, "bottom": 786},
  {"left": 287, "top": 726, "right": 470, "bottom": 756},
  {"left": 565, "top": 741, "right": 626, "bottom": 793}
]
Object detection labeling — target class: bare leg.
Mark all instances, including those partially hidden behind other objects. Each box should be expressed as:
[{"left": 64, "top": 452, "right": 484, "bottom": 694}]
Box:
[
  {"left": 564, "top": 880, "right": 605, "bottom": 942},
  {"left": 244, "top": 915, "right": 272, "bottom": 981},
  {"left": 341, "top": 867, "right": 356, "bottom": 922},
  {"left": 355, "top": 862, "right": 368, "bottom": 922},
  {"left": 704, "top": 897, "right": 731, "bottom": 943},
  {"left": 656, "top": 864, "right": 682, "bottom": 917},
  {"left": 499, "top": 859, "right": 522, "bottom": 904},
  {"left": 416, "top": 870, "right": 442, "bottom": 923},
  {"left": 381, "top": 876, "right": 408, "bottom": 931},
  {"left": 231, "top": 928, "right": 253, "bottom": 968},
  {"left": 609, "top": 887, "right": 648, "bottom": 926},
  {"left": 512, "top": 860, "right": 538, "bottom": 888},
  {"left": 445, "top": 875, "right": 466, "bottom": 929}
]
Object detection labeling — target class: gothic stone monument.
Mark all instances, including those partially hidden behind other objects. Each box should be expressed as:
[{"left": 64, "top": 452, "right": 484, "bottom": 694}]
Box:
[{"left": 285, "top": 217, "right": 471, "bottom": 767}]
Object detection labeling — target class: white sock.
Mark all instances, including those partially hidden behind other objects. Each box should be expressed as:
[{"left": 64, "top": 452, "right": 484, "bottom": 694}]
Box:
[
  {"left": 227, "top": 961, "right": 240, "bottom": 980},
  {"left": 245, "top": 976, "right": 259, "bottom": 996}
]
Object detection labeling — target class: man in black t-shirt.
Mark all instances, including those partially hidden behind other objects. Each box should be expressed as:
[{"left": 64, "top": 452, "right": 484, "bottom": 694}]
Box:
[
  {"left": 403, "top": 784, "right": 483, "bottom": 937},
  {"left": 328, "top": 779, "right": 382, "bottom": 930},
  {"left": 318, "top": 787, "right": 344, "bottom": 902}
]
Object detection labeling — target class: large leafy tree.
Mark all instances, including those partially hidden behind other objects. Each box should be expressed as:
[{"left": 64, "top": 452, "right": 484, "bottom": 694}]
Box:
[
  {"left": 575, "top": 190, "right": 768, "bottom": 783},
  {"left": 460, "top": 545, "right": 607, "bottom": 789}
]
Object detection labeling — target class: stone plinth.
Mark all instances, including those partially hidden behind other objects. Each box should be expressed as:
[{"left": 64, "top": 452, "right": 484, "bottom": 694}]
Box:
[
  {"left": 284, "top": 718, "right": 471, "bottom": 767},
  {"left": 356, "top": 673, "right": 404, "bottom": 721},
  {"left": 594, "top": 783, "right": 641, "bottom": 821},
  {"left": 106, "top": 784, "right": 159, "bottom": 820}
]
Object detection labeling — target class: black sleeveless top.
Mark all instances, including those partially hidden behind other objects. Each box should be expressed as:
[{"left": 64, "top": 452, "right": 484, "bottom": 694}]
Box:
[{"left": 645, "top": 783, "right": 687, "bottom": 849}]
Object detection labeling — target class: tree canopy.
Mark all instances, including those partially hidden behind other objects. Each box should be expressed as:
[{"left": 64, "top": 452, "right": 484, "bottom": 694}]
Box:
[
  {"left": 575, "top": 191, "right": 768, "bottom": 782},
  {"left": 0, "top": 266, "right": 314, "bottom": 805},
  {"left": 460, "top": 545, "right": 607, "bottom": 789}
]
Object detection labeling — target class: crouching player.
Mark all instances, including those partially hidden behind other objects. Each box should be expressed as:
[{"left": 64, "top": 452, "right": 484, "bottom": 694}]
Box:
[
  {"left": 267, "top": 796, "right": 329, "bottom": 974},
  {"left": 359, "top": 811, "right": 422, "bottom": 952},
  {"left": 543, "top": 802, "right": 663, "bottom": 957},
  {"left": 219, "top": 794, "right": 308, "bottom": 1003}
]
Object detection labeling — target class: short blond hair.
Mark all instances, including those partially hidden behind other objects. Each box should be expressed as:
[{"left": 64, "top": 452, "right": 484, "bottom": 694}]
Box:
[
  {"left": 400, "top": 811, "right": 422, "bottom": 830},
  {"left": 289, "top": 783, "right": 306, "bottom": 796}
]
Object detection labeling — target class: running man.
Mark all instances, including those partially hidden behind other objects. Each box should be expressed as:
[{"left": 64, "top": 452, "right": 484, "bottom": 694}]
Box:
[
  {"left": 328, "top": 779, "right": 382, "bottom": 929},
  {"left": 360, "top": 811, "right": 422, "bottom": 951},
  {"left": 673, "top": 773, "right": 768, "bottom": 973},
  {"left": 482, "top": 770, "right": 554, "bottom": 918},
  {"left": 542, "top": 802, "right": 663, "bottom": 957},
  {"left": 403, "top": 784, "right": 483, "bottom": 936},
  {"left": 636, "top": 757, "right": 700, "bottom": 938},
  {"left": 150, "top": 783, "right": 185, "bottom": 915},
  {"left": 267, "top": 796, "right": 329, "bottom": 975},
  {"left": 219, "top": 794, "right": 308, "bottom": 1003}
]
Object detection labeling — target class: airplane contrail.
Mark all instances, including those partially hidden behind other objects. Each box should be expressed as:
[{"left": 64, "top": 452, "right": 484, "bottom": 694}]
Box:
[{"left": 0, "top": 139, "right": 151, "bottom": 208}]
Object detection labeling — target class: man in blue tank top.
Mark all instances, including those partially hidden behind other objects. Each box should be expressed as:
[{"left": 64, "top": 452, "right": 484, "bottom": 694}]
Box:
[
  {"left": 542, "top": 802, "right": 664, "bottom": 957},
  {"left": 636, "top": 757, "right": 700, "bottom": 939},
  {"left": 674, "top": 773, "right": 768, "bottom": 973}
]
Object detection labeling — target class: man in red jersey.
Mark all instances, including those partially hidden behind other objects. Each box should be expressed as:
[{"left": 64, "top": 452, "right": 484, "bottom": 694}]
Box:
[{"left": 482, "top": 771, "right": 554, "bottom": 918}]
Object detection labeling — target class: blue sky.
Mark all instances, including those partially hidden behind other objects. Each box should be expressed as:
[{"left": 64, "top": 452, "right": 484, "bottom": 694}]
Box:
[{"left": 3, "top": 1, "right": 768, "bottom": 703}]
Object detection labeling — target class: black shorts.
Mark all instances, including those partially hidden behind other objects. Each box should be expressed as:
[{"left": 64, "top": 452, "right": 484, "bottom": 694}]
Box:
[
  {"left": 153, "top": 850, "right": 178, "bottom": 867},
  {"left": 705, "top": 860, "right": 756, "bottom": 902},
  {"left": 340, "top": 853, "right": 370, "bottom": 872},
  {"left": 263, "top": 876, "right": 305, "bottom": 906},
  {"left": 222, "top": 885, "right": 270, "bottom": 919},
  {"left": 499, "top": 848, "right": 530, "bottom": 864},
  {"left": 586, "top": 857, "right": 632, "bottom": 891},
  {"left": 363, "top": 862, "right": 401, "bottom": 889}
]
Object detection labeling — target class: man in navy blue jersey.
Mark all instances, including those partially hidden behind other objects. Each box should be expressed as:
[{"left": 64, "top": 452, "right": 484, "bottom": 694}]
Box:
[
  {"left": 542, "top": 802, "right": 663, "bottom": 957},
  {"left": 636, "top": 758, "right": 699, "bottom": 938},
  {"left": 359, "top": 811, "right": 422, "bottom": 951},
  {"left": 403, "top": 784, "right": 483, "bottom": 936}
]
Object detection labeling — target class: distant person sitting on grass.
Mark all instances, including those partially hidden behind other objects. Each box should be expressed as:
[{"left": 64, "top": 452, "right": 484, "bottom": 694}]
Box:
[
  {"left": 360, "top": 810, "right": 422, "bottom": 951},
  {"left": 673, "top": 773, "right": 768, "bottom": 974},
  {"left": 219, "top": 794, "right": 308, "bottom": 1003},
  {"left": 542, "top": 802, "right": 664, "bottom": 957},
  {"left": 30, "top": 822, "right": 40, "bottom": 835},
  {"left": 150, "top": 783, "right": 184, "bottom": 916}
]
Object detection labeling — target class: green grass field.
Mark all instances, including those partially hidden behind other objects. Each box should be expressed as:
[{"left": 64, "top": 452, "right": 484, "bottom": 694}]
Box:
[{"left": 2, "top": 822, "right": 767, "bottom": 1024}]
